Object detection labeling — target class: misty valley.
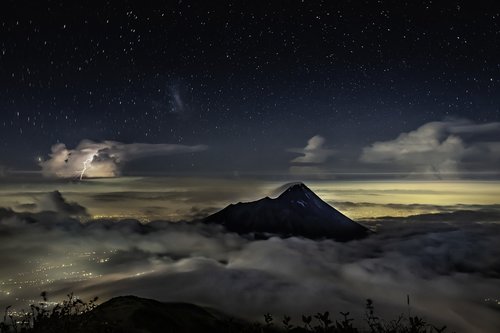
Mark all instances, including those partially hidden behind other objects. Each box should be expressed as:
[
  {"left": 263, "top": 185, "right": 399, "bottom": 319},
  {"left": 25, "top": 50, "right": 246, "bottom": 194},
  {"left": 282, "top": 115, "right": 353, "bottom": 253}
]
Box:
[{"left": 0, "top": 181, "right": 499, "bottom": 332}]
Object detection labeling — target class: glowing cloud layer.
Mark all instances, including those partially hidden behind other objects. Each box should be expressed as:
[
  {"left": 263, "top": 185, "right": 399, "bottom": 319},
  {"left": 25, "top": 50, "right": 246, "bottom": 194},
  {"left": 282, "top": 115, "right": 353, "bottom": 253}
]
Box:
[
  {"left": 39, "top": 140, "right": 208, "bottom": 179},
  {"left": 0, "top": 198, "right": 499, "bottom": 332},
  {"left": 360, "top": 119, "right": 500, "bottom": 178}
]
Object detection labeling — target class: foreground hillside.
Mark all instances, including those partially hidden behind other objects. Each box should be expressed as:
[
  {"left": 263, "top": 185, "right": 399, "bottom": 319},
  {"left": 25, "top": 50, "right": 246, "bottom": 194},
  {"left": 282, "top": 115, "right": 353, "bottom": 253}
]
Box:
[{"left": 0, "top": 294, "right": 451, "bottom": 333}]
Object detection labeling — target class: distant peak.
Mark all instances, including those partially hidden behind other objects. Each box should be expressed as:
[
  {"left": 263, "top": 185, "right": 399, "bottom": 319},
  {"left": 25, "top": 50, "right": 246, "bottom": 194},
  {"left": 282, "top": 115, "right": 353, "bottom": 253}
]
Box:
[
  {"left": 204, "top": 181, "right": 370, "bottom": 241},
  {"left": 286, "top": 182, "right": 307, "bottom": 189},
  {"left": 284, "top": 182, "right": 312, "bottom": 192},
  {"left": 277, "top": 182, "right": 317, "bottom": 201},
  {"left": 275, "top": 182, "right": 307, "bottom": 192}
]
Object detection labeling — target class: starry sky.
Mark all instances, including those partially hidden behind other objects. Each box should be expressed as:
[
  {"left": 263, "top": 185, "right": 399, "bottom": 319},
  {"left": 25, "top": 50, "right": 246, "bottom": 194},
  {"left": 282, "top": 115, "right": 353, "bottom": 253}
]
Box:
[
  {"left": 1, "top": 1, "right": 499, "bottom": 177},
  {"left": 1, "top": 4, "right": 500, "bottom": 329}
]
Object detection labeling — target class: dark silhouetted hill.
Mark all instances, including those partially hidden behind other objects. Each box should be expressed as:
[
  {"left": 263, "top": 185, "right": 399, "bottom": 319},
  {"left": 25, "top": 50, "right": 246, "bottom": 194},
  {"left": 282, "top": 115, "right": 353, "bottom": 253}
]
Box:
[
  {"left": 204, "top": 182, "right": 371, "bottom": 241},
  {"left": 1, "top": 295, "right": 450, "bottom": 333},
  {"left": 79, "top": 295, "right": 239, "bottom": 333}
]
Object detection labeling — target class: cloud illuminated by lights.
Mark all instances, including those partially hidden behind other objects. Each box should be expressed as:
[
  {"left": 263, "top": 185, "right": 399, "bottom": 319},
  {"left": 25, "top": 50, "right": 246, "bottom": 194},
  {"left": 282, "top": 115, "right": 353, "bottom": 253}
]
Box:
[
  {"left": 360, "top": 119, "right": 500, "bottom": 178},
  {"left": 39, "top": 140, "right": 208, "bottom": 179}
]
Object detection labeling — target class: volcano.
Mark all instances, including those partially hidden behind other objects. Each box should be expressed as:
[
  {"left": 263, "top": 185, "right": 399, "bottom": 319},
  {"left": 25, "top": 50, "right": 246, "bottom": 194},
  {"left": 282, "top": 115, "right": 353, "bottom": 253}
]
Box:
[{"left": 204, "top": 182, "right": 370, "bottom": 241}]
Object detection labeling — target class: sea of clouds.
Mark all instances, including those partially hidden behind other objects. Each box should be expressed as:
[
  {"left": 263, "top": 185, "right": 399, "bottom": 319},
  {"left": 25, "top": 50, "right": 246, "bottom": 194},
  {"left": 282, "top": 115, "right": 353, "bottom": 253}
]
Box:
[{"left": 0, "top": 192, "right": 499, "bottom": 332}]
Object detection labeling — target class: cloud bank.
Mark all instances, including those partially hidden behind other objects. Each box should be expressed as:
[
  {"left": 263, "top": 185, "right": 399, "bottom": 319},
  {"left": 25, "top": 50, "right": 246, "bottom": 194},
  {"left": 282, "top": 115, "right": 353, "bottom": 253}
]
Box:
[
  {"left": 39, "top": 140, "right": 208, "bottom": 179},
  {"left": 0, "top": 195, "right": 499, "bottom": 332},
  {"left": 360, "top": 119, "right": 500, "bottom": 178}
]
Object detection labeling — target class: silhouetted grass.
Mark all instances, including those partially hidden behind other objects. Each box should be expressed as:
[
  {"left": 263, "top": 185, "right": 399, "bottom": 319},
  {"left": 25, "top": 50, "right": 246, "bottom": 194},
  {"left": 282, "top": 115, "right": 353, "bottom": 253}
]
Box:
[
  {"left": 1, "top": 292, "right": 100, "bottom": 333},
  {"left": 0, "top": 293, "right": 452, "bottom": 333}
]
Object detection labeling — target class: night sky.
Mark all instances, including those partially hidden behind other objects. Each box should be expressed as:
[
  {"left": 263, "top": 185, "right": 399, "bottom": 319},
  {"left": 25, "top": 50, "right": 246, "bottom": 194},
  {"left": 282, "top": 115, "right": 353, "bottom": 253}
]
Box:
[
  {"left": 1, "top": 1, "right": 499, "bottom": 176},
  {"left": 1, "top": 4, "right": 500, "bottom": 331}
]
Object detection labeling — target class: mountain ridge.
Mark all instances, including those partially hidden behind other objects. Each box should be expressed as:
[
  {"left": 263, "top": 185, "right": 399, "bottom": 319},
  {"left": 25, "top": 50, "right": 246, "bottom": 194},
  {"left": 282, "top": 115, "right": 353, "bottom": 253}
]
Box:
[{"left": 204, "top": 182, "right": 370, "bottom": 241}]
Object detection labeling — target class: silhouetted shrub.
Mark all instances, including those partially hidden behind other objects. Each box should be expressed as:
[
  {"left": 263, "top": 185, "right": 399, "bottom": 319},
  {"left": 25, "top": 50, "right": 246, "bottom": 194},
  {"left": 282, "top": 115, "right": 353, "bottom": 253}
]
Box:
[{"left": 0, "top": 292, "right": 100, "bottom": 333}]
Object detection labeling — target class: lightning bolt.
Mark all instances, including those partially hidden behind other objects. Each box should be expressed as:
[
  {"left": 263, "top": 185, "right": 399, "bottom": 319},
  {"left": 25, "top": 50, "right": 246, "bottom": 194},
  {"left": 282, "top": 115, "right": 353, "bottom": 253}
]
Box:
[{"left": 79, "top": 155, "right": 95, "bottom": 180}]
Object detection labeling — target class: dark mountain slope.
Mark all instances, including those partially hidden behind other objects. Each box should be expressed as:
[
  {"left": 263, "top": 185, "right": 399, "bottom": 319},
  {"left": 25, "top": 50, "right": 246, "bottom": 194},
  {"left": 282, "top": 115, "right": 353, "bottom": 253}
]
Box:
[
  {"left": 204, "top": 183, "right": 370, "bottom": 241},
  {"left": 77, "top": 295, "right": 244, "bottom": 333}
]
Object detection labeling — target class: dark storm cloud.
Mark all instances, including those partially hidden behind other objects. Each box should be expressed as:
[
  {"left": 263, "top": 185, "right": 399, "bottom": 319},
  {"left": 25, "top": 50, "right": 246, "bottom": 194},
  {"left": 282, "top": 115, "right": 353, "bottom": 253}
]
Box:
[
  {"left": 37, "top": 191, "right": 89, "bottom": 216},
  {"left": 39, "top": 140, "right": 208, "bottom": 178},
  {"left": 360, "top": 119, "right": 500, "bottom": 178},
  {"left": 1, "top": 195, "right": 500, "bottom": 332}
]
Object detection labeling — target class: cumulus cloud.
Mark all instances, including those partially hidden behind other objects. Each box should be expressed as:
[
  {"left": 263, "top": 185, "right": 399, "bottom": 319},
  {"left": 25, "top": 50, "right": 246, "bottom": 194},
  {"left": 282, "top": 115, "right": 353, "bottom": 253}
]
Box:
[
  {"left": 288, "top": 135, "right": 335, "bottom": 178},
  {"left": 39, "top": 140, "right": 208, "bottom": 178},
  {"left": 360, "top": 119, "right": 500, "bottom": 178},
  {"left": 1, "top": 196, "right": 499, "bottom": 332},
  {"left": 289, "top": 135, "right": 335, "bottom": 164}
]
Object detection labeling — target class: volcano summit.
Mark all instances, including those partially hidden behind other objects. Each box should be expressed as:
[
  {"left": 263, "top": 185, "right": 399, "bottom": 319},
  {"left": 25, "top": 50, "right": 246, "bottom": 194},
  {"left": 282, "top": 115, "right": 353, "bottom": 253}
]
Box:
[{"left": 204, "top": 183, "right": 370, "bottom": 241}]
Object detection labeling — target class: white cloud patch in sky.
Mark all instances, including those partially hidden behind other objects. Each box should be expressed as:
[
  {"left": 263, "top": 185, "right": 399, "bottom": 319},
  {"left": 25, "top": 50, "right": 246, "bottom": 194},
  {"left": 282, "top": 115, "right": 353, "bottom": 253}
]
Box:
[
  {"left": 289, "top": 135, "right": 335, "bottom": 164},
  {"left": 39, "top": 140, "right": 208, "bottom": 179},
  {"left": 288, "top": 135, "right": 335, "bottom": 178},
  {"left": 360, "top": 119, "right": 500, "bottom": 178}
]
